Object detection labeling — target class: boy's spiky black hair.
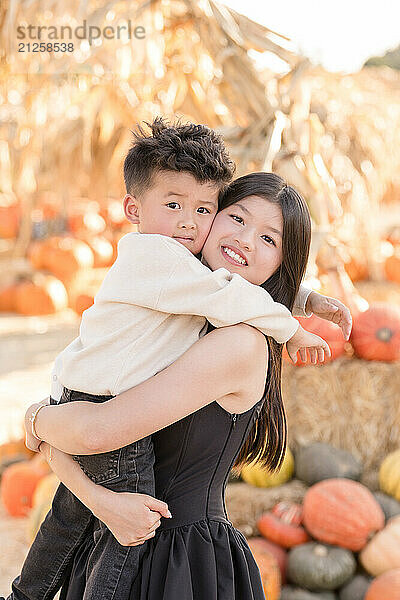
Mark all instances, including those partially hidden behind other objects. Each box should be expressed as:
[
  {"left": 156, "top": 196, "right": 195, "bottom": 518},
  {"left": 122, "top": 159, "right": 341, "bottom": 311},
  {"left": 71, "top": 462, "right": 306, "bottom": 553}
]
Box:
[{"left": 123, "top": 117, "right": 235, "bottom": 195}]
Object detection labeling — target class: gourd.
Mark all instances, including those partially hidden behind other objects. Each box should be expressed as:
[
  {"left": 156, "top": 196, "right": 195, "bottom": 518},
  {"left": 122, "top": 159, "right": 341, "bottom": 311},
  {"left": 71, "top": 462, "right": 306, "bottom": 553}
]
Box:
[
  {"left": 280, "top": 586, "right": 337, "bottom": 600},
  {"left": 14, "top": 274, "right": 68, "bottom": 315},
  {"left": 257, "top": 503, "right": 310, "bottom": 548},
  {"left": 373, "top": 491, "right": 400, "bottom": 522},
  {"left": 295, "top": 443, "right": 362, "bottom": 485},
  {"left": 360, "top": 514, "right": 400, "bottom": 576},
  {"left": 365, "top": 568, "right": 400, "bottom": 600},
  {"left": 338, "top": 574, "right": 373, "bottom": 600},
  {"left": 379, "top": 449, "right": 400, "bottom": 501},
  {"left": 303, "top": 479, "right": 385, "bottom": 551},
  {"left": 350, "top": 303, "right": 400, "bottom": 362},
  {"left": 246, "top": 538, "right": 281, "bottom": 600},
  {"left": 287, "top": 542, "right": 356, "bottom": 591},
  {"left": 247, "top": 536, "right": 287, "bottom": 584},
  {"left": 1, "top": 461, "right": 47, "bottom": 517},
  {"left": 240, "top": 447, "right": 294, "bottom": 487}
]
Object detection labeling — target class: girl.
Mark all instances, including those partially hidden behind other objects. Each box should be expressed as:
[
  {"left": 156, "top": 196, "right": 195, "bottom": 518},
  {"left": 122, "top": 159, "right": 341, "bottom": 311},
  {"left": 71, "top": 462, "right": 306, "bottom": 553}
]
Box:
[{"left": 25, "top": 173, "right": 350, "bottom": 599}]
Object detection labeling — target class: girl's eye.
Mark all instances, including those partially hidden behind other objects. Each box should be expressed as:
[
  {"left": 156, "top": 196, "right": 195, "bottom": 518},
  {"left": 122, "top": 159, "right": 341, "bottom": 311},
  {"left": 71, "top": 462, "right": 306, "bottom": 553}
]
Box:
[
  {"left": 262, "top": 235, "right": 276, "bottom": 246},
  {"left": 230, "top": 214, "right": 243, "bottom": 223},
  {"left": 197, "top": 207, "right": 211, "bottom": 214}
]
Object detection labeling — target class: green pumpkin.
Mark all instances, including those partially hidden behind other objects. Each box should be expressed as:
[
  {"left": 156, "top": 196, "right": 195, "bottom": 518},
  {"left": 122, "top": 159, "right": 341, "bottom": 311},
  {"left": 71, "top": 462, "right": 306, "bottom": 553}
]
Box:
[
  {"left": 287, "top": 543, "right": 356, "bottom": 591},
  {"left": 295, "top": 443, "right": 362, "bottom": 486},
  {"left": 373, "top": 491, "right": 400, "bottom": 522},
  {"left": 280, "top": 586, "right": 337, "bottom": 599},
  {"left": 338, "top": 573, "right": 372, "bottom": 600}
]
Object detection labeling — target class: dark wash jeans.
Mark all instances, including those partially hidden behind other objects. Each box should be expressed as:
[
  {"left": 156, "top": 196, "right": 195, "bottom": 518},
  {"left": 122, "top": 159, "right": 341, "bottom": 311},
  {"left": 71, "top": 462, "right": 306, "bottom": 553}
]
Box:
[{"left": 5, "top": 388, "right": 155, "bottom": 600}]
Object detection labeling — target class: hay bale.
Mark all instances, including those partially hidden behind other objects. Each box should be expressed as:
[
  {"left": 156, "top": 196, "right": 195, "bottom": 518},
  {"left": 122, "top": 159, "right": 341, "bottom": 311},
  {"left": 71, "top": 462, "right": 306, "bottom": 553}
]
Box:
[
  {"left": 226, "top": 480, "right": 308, "bottom": 538},
  {"left": 282, "top": 357, "right": 400, "bottom": 485}
]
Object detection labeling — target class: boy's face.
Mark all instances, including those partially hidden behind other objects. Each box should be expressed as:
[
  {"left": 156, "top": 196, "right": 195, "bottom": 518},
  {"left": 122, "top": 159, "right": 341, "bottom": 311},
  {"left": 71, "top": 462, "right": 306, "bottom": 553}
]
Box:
[{"left": 124, "top": 171, "right": 219, "bottom": 255}]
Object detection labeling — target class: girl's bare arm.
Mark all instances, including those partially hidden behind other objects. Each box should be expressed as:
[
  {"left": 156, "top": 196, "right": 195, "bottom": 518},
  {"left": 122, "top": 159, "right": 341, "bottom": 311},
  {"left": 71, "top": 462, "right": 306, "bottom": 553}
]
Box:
[{"left": 34, "top": 324, "right": 268, "bottom": 455}]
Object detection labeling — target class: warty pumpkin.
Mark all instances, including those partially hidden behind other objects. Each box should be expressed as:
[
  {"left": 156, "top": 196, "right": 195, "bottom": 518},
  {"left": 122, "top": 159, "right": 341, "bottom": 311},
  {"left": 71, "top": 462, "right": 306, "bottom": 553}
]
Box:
[
  {"left": 247, "top": 537, "right": 281, "bottom": 600},
  {"left": 287, "top": 542, "right": 356, "bottom": 591},
  {"left": 379, "top": 448, "right": 400, "bottom": 501},
  {"left": 295, "top": 442, "right": 362, "bottom": 485},
  {"left": 365, "top": 568, "right": 400, "bottom": 600},
  {"left": 302, "top": 479, "right": 385, "bottom": 551},
  {"left": 257, "top": 504, "right": 310, "bottom": 549},
  {"left": 360, "top": 514, "right": 400, "bottom": 576},
  {"left": 350, "top": 302, "right": 400, "bottom": 362},
  {"left": 240, "top": 447, "right": 294, "bottom": 487}
]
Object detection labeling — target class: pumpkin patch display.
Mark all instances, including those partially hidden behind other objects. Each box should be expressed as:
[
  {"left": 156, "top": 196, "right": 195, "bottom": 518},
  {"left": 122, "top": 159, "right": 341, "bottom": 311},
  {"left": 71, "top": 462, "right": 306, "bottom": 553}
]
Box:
[
  {"left": 359, "top": 514, "right": 400, "bottom": 576},
  {"left": 287, "top": 542, "right": 356, "bottom": 591},
  {"left": 1, "top": 461, "right": 47, "bottom": 517},
  {"left": 240, "top": 447, "right": 294, "bottom": 487},
  {"left": 257, "top": 503, "right": 310, "bottom": 549},
  {"left": 247, "top": 536, "right": 288, "bottom": 584},
  {"left": 338, "top": 573, "right": 373, "bottom": 600},
  {"left": 364, "top": 568, "right": 400, "bottom": 600},
  {"left": 379, "top": 448, "right": 400, "bottom": 501},
  {"left": 295, "top": 443, "right": 362, "bottom": 485},
  {"left": 14, "top": 274, "right": 68, "bottom": 316},
  {"left": 350, "top": 303, "right": 400, "bottom": 362},
  {"left": 302, "top": 479, "right": 385, "bottom": 551}
]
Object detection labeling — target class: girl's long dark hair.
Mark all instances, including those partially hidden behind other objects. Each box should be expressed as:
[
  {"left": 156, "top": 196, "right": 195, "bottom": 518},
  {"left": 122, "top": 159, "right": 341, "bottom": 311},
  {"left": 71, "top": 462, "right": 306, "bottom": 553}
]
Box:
[{"left": 216, "top": 172, "right": 311, "bottom": 473}]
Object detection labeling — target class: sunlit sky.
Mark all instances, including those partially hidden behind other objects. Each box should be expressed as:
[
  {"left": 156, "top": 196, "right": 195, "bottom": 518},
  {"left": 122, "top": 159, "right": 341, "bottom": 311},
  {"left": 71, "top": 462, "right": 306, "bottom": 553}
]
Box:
[{"left": 222, "top": 0, "right": 400, "bottom": 73}]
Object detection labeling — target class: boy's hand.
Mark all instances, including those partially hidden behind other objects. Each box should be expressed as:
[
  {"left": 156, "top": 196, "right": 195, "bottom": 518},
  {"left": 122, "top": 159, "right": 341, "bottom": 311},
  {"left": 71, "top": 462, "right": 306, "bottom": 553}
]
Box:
[
  {"left": 286, "top": 324, "right": 331, "bottom": 365},
  {"left": 306, "top": 291, "right": 352, "bottom": 341},
  {"left": 92, "top": 490, "right": 172, "bottom": 547}
]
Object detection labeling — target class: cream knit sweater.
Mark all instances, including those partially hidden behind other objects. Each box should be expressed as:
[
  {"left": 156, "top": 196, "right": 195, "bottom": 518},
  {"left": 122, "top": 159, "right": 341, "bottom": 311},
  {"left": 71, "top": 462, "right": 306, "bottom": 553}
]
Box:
[{"left": 51, "top": 233, "right": 312, "bottom": 400}]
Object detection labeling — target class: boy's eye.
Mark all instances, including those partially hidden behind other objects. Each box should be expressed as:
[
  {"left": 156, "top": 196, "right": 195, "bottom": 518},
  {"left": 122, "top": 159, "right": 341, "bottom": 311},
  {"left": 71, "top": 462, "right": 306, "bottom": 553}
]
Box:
[
  {"left": 197, "top": 207, "right": 211, "bottom": 214},
  {"left": 166, "top": 202, "right": 180, "bottom": 209}
]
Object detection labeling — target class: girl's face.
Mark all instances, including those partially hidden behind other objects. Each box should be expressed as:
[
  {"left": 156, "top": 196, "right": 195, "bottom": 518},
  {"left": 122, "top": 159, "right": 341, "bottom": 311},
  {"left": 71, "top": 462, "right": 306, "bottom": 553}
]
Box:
[{"left": 201, "top": 195, "right": 283, "bottom": 285}]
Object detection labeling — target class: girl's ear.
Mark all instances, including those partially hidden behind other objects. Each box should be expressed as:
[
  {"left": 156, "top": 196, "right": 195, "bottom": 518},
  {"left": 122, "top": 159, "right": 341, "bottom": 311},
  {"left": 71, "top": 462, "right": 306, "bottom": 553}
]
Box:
[{"left": 123, "top": 194, "right": 140, "bottom": 225}]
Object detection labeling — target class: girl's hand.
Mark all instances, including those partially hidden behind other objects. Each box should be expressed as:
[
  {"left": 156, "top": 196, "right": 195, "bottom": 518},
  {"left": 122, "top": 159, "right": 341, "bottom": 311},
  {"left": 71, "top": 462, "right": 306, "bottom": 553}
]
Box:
[
  {"left": 91, "top": 489, "right": 172, "bottom": 547},
  {"left": 24, "top": 398, "right": 50, "bottom": 452},
  {"left": 286, "top": 325, "right": 331, "bottom": 365},
  {"left": 306, "top": 292, "right": 352, "bottom": 341}
]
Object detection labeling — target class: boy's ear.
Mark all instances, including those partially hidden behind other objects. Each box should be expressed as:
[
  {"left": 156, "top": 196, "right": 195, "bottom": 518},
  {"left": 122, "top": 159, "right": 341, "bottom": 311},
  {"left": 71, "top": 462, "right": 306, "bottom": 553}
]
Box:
[{"left": 123, "top": 194, "right": 140, "bottom": 225}]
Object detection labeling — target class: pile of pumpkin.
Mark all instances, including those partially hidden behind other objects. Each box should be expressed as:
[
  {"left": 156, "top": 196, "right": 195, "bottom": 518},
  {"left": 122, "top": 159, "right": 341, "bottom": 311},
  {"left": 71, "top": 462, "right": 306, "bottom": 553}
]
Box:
[
  {"left": 0, "top": 439, "right": 60, "bottom": 543},
  {"left": 236, "top": 442, "right": 400, "bottom": 599},
  {"left": 0, "top": 197, "right": 132, "bottom": 317}
]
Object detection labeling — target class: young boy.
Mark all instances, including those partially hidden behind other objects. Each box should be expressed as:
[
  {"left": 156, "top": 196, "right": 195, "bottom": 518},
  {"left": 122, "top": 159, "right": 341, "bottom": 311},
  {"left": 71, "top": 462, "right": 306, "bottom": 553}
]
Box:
[{"left": 9, "top": 118, "right": 340, "bottom": 600}]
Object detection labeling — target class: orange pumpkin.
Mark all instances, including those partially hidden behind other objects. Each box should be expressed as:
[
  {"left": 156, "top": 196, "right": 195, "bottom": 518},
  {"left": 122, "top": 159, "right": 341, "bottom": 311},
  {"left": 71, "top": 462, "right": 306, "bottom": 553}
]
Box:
[
  {"left": 0, "top": 439, "right": 35, "bottom": 460},
  {"left": 365, "top": 568, "right": 400, "bottom": 600},
  {"left": 74, "top": 293, "right": 94, "bottom": 316},
  {"left": 82, "top": 235, "right": 114, "bottom": 268},
  {"left": 1, "top": 461, "right": 47, "bottom": 517},
  {"left": 384, "top": 247, "right": 400, "bottom": 284},
  {"left": 28, "top": 237, "right": 94, "bottom": 284},
  {"left": 271, "top": 502, "right": 303, "bottom": 526},
  {"left": 247, "top": 537, "right": 281, "bottom": 600},
  {"left": 343, "top": 247, "right": 369, "bottom": 282},
  {"left": 247, "top": 537, "right": 287, "bottom": 584},
  {"left": 68, "top": 211, "right": 106, "bottom": 236},
  {"left": 0, "top": 195, "right": 21, "bottom": 239},
  {"left": 14, "top": 274, "right": 68, "bottom": 315},
  {"left": 303, "top": 479, "right": 385, "bottom": 552},
  {"left": 0, "top": 284, "right": 18, "bottom": 312},
  {"left": 257, "top": 510, "right": 310, "bottom": 548},
  {"left": 360, "top": 515, "right": 400, "bottom": 576},
  {"left": 350, "top": 303, "right": 400, "bottom": 362}
]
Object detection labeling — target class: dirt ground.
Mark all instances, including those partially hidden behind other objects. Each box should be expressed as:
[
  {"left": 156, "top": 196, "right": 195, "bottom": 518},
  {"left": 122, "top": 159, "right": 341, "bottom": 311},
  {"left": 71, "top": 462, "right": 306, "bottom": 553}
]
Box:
[{"left": 0, "top": 310, "right": 79, "bottom": 596}]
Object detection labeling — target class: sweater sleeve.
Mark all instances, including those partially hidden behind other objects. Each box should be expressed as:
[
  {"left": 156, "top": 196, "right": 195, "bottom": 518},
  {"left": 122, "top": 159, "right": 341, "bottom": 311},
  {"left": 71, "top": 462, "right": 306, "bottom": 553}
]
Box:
[
  {"left": 293, "top": 284, "right": 313, "bottom": 318},
  {"left": 97, "top": 233, "right": 300, "bottom": 344}
]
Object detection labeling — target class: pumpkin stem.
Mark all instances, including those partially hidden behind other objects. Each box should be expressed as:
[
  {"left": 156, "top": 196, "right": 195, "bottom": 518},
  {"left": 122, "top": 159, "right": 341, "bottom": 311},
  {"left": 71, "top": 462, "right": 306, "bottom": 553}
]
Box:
[
  {"left": 376, "top": 327, "right": 393, "bottom": 343},
  {"left": 314, "top": 545, "right": 328, "bottom": 557}
]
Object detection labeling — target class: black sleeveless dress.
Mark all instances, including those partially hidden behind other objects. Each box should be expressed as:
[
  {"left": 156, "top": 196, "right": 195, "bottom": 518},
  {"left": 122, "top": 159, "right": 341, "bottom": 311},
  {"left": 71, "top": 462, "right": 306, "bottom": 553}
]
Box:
[{"left": 59, "top": 397, "right": 267, "bottom": 600}]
